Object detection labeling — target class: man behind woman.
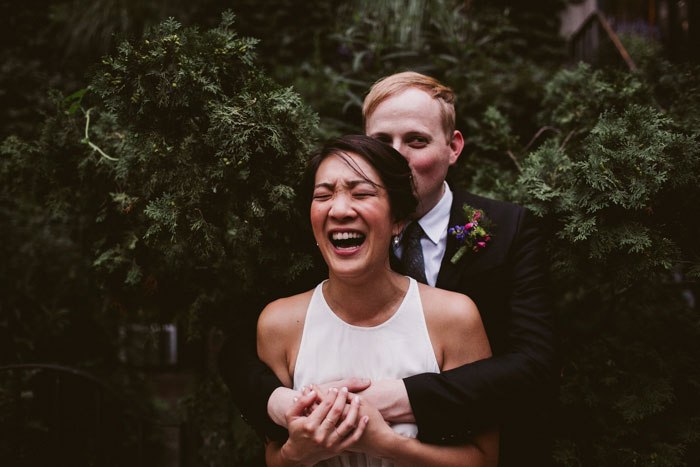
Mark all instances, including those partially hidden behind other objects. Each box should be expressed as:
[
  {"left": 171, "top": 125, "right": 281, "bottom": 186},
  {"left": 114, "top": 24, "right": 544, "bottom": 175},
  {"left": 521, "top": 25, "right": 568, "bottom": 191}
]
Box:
[
  {"left": 257, "top": 135, "right": 498, "bottom": 466},
  {"left": 220, "top": 72, "right": 554, "bottom": 465}
]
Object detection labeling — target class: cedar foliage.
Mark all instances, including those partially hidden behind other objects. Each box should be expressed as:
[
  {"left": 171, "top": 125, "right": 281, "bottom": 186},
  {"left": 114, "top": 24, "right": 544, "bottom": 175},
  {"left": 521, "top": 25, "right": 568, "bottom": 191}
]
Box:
[
  {"left": 500, "top": 62, "right": 700, "bottom": 467},
  {"left": 1, "top": 12, "right": 315, "bottom": 465},
  {"left": 3, "top": 12, "right": 317, "bottom": 337}
]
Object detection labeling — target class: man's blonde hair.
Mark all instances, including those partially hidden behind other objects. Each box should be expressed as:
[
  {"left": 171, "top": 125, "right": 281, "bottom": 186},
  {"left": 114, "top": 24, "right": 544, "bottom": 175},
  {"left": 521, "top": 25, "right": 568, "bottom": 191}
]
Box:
[{"left": 362, "top": 71, "right": 456, "bottom": 140}]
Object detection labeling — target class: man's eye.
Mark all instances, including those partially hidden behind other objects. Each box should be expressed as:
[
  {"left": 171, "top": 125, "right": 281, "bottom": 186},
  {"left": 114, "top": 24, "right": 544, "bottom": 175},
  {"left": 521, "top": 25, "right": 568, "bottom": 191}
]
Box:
[
  {"left": 407, "top": 137, "right": 428, "bottom": 147},
  {"left": 353, "top": 192, "right": 375, "bottom": 198},
  {"left": 374, "top": 135, "right": 391, "bottom": 144},
  {"left": 312, "top": 193, "right": 331, "bottom": 200}
]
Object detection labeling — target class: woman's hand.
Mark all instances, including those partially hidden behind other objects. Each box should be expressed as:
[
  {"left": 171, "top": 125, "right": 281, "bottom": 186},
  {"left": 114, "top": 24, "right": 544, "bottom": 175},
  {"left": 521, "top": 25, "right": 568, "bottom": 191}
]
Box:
[
  {"left": 268, "top": 379, "right": 371, "bottom": 428},
  {"left": 276, "top": 387, "right": 369, "bottom": 466},
  {"left": 347, "top": 398, "right": 399, "bottom": 460}
]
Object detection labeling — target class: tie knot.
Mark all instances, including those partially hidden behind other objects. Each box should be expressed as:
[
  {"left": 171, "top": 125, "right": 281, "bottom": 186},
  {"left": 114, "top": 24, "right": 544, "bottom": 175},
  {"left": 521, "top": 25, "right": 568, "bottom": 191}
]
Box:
[{"left": 403, "top": 221, "right": 425, "bottom": 244}]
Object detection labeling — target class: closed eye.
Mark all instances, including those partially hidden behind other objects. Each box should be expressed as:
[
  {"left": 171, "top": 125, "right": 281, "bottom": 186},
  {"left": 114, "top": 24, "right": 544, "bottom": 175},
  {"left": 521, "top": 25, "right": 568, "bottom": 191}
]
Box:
[{"left": 353, "top": 192, "right": 376, "bottom": 198}]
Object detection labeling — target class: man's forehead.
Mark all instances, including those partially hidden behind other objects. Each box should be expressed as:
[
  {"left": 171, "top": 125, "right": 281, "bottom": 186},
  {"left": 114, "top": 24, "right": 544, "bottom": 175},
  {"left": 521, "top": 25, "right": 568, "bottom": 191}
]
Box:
[
  {"left": 367, "top": 89, "right": 442, "bottom": 126},
  {"left": 375, "top": 88, "right": 439, "bottom": 110}
]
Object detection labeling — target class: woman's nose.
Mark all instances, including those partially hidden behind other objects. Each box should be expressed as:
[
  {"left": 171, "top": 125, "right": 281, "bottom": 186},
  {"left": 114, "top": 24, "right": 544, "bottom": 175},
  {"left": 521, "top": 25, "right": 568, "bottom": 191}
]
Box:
[{"left": 328, "top": 193, "right": 355, "bottom": 219}]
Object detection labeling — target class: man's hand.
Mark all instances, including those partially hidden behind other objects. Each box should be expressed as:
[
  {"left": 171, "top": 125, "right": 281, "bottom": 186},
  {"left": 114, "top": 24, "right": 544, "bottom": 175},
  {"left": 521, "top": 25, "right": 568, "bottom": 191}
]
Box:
[
  {"left": 267, "top": 378, "right": 371, "bottom": 428},
  {"left": 357, "top": 379, "right": 415, "bottom": 424},
  {"left": 307, "top": 379, "right": 414, "bottom": 424}
]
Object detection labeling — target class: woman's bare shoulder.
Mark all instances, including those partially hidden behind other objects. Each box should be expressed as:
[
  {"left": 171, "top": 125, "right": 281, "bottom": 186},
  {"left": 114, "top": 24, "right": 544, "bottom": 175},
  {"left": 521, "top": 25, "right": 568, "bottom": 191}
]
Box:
[
  {"left": 418, "top": 283, "right": 480, "bottom": 327},
  {"left": 418, "top": 283, "right": 491, "bottom": 369},
  {"left": 258, "top": 288, "right": 315, "bottom": 333}
]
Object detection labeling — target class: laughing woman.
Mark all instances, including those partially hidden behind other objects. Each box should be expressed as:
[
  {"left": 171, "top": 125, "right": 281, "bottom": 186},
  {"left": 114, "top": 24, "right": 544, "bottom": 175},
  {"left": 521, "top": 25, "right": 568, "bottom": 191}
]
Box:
[{"left": 257, "top": 135, "right": 498, "bottom": 466}]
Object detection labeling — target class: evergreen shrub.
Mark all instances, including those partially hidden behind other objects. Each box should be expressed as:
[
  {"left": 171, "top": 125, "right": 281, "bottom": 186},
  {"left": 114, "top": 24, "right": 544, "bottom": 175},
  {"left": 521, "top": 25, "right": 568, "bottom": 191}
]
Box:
[
  {"left": 490, "top": 61, "right": 700, "bottom": 467},
  {"left": 1, "top": 12, "right": 317, "bottom": 465}
]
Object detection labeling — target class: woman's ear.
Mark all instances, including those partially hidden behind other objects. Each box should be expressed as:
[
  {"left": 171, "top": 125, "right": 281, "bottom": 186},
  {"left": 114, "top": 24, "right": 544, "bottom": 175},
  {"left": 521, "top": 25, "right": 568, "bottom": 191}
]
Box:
[{"left": 392, "top": 220, "right": 404, "bottom": 237}]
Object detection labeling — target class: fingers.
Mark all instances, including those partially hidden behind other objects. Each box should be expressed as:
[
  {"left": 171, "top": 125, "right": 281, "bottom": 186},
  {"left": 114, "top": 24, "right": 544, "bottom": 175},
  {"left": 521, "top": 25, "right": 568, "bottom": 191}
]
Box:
[
  {"left": 338, "top": 413, "right": 369, "bottom": 451},
  {"left": 323, "top": 387, "right": 348, "bottom": 428},
  {"left": 307, "top": 385, "right": 340, "bottom": 425},
  {"left": 341, "top": 378, "right": 371, "bottom": 393},
  {"left": 286, "top": 389, "right": 317, "bottom": 418},
  {"left": 319, "top": 378, "right": 371, "bottom": 395},
  {"left": 333, "top": 394, "right": 360, "bottom": 440}
]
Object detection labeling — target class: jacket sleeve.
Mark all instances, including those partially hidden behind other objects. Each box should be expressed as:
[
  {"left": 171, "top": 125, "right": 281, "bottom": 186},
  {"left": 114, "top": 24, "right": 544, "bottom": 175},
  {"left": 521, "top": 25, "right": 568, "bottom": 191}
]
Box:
[
  {"left": 217, "top": 320, "right": 289, "bottom": 441},
  {"left": 403, "top": 208, "right": 555, "bottom": 443}
]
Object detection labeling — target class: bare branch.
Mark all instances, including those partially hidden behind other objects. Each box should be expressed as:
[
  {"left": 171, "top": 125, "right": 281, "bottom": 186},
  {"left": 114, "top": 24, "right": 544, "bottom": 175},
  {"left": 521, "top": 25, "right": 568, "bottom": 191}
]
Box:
[
  {"left": 507, "top": 150, "right": 522, "bottom": 172},
  {"left": 558, "top": 128, "right": 577, "bottom": 153},
  {"left": 524, "top": 126, "right": 561, "bottom": 153}
]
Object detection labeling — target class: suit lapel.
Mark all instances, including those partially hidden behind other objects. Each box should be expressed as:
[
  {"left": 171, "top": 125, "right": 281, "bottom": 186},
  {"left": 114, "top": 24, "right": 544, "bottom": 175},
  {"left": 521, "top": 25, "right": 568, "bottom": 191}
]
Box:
[{"left": 436, "top": 192, "right": 469, "bottom": 290}]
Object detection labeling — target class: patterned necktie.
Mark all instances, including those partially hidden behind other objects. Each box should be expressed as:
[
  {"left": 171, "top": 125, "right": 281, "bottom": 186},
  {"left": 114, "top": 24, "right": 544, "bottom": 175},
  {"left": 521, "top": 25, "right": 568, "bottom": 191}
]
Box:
[{"left": 401, "top": 222, "right": 428, "bottom": 284}]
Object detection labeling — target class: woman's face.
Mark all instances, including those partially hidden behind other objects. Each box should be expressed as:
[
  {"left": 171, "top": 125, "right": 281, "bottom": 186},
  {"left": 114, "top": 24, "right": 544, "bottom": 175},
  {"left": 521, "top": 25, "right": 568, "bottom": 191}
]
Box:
[{"left": 310, "top": 152, "right": 401, "bottom": 280}]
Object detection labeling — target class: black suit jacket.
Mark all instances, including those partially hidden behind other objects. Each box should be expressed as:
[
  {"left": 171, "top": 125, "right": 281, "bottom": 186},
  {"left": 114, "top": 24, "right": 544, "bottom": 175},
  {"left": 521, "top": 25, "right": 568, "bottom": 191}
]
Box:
[
  {"left": 401, "top": 189, "right": 556, "bottom": 466},
  {"left": 218, "top": 189, "right": 555, "bottom": 465}
]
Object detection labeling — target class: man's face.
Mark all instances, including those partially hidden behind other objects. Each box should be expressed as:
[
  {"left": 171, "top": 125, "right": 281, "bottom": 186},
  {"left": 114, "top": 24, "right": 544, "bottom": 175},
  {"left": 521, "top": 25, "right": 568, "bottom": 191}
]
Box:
[{"left": 365, "top": 88, "right": 463, "bottom": 218}]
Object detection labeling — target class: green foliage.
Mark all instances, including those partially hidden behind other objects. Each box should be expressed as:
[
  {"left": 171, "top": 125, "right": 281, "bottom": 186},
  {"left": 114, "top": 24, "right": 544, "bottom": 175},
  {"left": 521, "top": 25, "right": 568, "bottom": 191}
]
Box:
[
  {"left": 3, "top": 14, "right": 316, "bottom": 337},
  {"left": 2, "top": 12, "right": 318, "bottom": 464},
  {"left": 483, "top": 42, "right": 700, "bottom": 467}
]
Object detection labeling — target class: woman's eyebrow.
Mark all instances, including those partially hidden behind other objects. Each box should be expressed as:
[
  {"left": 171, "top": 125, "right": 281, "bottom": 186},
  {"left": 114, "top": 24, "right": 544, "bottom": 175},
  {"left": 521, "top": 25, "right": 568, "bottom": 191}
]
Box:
[{"left": 347, "top": 179, "right": 377, "bottom": 188}]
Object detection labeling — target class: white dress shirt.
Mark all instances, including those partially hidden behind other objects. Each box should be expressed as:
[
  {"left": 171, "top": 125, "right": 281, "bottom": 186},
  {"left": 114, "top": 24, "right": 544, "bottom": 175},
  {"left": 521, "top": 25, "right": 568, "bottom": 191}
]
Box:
[{"left": 394, "top": 182, "right": 453, "bottom": 286}]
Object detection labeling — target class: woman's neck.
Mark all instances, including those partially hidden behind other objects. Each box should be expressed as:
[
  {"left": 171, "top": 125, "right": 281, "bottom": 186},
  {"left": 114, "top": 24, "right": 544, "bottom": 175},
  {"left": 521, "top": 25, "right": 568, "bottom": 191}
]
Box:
[{"left": 323, "top": 265, "right": 409, "bottom": 327}]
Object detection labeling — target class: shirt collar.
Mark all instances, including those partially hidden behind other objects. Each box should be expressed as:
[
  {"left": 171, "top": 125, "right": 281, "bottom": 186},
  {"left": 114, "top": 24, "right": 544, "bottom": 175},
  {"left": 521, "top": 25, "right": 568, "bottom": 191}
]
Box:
[{"left": 416, "top": 182, "right": 452, "bottom": 245}]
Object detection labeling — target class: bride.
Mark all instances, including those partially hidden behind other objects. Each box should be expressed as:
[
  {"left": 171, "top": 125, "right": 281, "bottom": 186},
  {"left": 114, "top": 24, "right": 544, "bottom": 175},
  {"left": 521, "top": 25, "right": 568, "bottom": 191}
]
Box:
[{"left": 257, "top": 135, "right": 498, "bottom": 466}]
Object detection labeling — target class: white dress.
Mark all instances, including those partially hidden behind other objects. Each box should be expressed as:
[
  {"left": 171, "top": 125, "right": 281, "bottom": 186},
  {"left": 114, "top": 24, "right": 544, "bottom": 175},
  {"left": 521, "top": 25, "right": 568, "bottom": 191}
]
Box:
[{"left": 293, "top": 277, "right": 440, "bottom": 467}]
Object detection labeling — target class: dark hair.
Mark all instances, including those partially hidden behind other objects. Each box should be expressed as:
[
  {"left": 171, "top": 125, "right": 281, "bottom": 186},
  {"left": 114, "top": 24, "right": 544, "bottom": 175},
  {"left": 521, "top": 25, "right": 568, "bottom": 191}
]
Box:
[{"left": 301, "top": 135, "right": 417, "bottom": 222}]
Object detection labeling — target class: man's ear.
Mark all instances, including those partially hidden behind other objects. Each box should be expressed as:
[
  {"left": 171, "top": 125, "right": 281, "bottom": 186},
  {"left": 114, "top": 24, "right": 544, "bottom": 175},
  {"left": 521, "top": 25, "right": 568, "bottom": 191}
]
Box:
[{"left": 449, "top": 130, "right": 464, "bottom": 165}]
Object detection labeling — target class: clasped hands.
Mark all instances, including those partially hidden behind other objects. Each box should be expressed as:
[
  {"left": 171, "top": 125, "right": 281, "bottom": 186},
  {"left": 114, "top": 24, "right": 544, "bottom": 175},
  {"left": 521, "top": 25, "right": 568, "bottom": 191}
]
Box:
[{"left": 270, "top": 379, "right": 405, "bottom": 465}]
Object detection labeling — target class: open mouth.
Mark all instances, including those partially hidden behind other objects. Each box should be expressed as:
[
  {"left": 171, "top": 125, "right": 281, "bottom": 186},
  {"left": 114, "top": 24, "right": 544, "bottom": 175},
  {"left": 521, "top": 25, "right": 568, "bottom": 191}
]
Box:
[{"left": 329, "top": 231, "right": 366, "bottom": 250}]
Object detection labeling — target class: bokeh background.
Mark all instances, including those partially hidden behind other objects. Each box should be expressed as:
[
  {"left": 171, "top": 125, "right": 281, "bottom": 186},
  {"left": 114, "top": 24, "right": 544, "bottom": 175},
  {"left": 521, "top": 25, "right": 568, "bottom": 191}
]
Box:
[{"left": 1, "top": 1, "right": 699, "bottom": 465}]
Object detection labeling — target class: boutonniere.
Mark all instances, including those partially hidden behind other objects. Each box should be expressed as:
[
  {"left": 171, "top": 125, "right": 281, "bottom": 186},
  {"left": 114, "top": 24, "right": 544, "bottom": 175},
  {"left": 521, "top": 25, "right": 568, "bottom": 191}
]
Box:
[{"left": 448, "top": 204, "right": 493, "bottom": 264}]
